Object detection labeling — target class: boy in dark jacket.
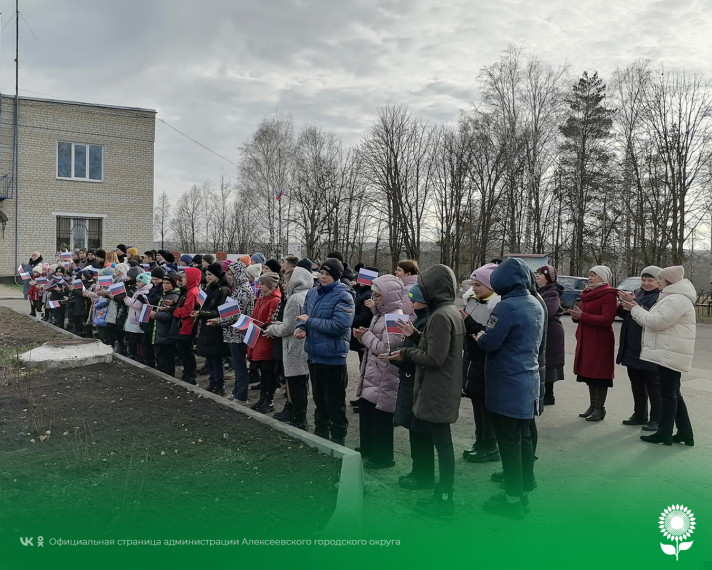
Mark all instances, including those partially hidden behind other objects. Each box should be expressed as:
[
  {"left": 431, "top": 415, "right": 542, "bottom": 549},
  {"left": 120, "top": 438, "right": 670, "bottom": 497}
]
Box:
[{"left": 152, "top": 273, "right": 180, "bottom": 376}]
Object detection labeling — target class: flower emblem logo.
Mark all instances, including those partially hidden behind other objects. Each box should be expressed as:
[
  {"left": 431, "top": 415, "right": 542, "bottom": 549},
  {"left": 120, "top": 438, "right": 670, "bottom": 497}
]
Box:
[{"left": 659, "top": 504, "right": 695, "bottom": 560}]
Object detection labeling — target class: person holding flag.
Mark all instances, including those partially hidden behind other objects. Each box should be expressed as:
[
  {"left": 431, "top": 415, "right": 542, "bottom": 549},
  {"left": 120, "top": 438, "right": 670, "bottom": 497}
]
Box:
[
  {"left": 68, "top": 269, "right": 94, "bottom": 337},
  {"left": 170, "top": 267, "right": 202, "bottom": 385},
  {"left": 353, "top": 274, "right": 405, "bottom": 469},
  {"left": 151, "top": 273, "right": 181, "bottom": 376},
  {"left": 123, "top": 272, "right": 153, "bottom": 360}
]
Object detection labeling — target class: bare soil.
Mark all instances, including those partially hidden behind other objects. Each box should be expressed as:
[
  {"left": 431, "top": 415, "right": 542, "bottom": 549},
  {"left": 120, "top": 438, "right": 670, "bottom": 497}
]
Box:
[{"left": 0, "top": 308, "right": 339, "bottom": 546}]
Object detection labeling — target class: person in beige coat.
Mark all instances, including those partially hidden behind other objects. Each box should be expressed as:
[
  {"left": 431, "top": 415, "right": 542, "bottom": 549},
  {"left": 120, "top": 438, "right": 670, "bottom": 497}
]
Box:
[{"left": 621, "top": 265, "right": 696, "bottom": 446}]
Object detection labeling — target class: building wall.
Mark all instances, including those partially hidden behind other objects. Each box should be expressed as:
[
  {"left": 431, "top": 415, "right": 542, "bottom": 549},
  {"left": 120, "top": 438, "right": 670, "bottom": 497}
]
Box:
[{"left": 0, "top": 96, "right": 155, "bottom": 276}]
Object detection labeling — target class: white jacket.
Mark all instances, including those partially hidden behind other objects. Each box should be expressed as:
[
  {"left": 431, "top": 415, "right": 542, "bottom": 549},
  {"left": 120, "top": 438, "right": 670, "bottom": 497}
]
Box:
[{"left": 630, "top": 279, "right": 697, "bottom": 373}]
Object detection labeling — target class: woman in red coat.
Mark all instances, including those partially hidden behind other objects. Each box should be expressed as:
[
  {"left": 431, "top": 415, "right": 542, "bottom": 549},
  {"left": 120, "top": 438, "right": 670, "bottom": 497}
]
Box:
[
  {"left": 249, "top": 272, "right": 282, "bottom": 413},
  {"left": 569, "top": 265, "right": 618, "bottom": 421}
]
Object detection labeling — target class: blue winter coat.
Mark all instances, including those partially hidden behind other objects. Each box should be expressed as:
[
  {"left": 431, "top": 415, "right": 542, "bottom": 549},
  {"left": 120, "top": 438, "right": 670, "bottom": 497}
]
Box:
[
  {"left": 478, "top": 258, "right": 545, "bottom": 420},
  {"left": 299, "top": 280, "right": 355, "bottom": 365}
]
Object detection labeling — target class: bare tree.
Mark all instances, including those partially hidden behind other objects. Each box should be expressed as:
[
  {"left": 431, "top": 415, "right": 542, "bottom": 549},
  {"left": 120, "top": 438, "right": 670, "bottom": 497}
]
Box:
[
  {"left": 173, "top": 184, "right": 206, "bottom": 253},
  {"left": 153, "top": 191, "right": 172, "bottom": 249},
  {"left": 205, "top": 173, "right": 234, "bottom": 252}
]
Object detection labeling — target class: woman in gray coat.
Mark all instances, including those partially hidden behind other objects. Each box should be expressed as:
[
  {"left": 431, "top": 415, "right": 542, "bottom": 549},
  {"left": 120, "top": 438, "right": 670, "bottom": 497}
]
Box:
[{"left": 265, "top": 266, "right": 314, "bottom": 429}]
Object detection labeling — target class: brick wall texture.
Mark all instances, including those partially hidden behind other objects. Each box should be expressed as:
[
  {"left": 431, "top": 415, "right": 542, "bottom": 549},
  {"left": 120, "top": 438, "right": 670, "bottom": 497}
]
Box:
[{"left": 0, "top": 96, "right": 155, "bottom": 276}]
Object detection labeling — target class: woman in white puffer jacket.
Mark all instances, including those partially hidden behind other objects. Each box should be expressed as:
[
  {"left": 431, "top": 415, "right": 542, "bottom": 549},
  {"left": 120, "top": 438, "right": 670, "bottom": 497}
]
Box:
[{"left": 621, "top": 266, "right": 696, "bottom": 446}]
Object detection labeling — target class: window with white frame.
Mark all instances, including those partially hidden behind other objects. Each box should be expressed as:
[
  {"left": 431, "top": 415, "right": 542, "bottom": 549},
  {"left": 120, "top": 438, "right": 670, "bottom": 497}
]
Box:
[{"left": 57, "top": 142, "right": 103, "bottom": 181}]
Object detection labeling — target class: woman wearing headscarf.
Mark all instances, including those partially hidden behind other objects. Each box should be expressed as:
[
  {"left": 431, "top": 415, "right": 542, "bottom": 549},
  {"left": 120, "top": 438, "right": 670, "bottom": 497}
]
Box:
[
  {"left": 569, "top": 265, "right": 618, "bottom": 421},
  {"left": 621, "top": 266, "right": 696, "bottom": 446}
]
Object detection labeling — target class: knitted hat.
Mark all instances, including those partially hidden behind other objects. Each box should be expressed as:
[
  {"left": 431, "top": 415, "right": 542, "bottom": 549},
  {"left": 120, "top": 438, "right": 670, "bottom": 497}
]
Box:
[
  {"left": 589, "top": 265, "right": 612, "bottom": 283},
  {"left": 32, "top": 266, "right": 43, "bottom": 275},
  {"left": 180, "top": 254, "right": 193, "bottom": 265},
  {"left": 640, "top": 265, "right": 662, "bottom": 279},
  {"left": 81, "top": 269, "right": 95, "bottom": 281},
  {"left": 127, "top": 247, "right": 139, "bottom": 257},
  {"left": 657, "top": 265, "right": 684, "bottom": 285},
  {"left": 192, "top": 254, "right": 203, "bottom": 266},
  {"left": 296, "top": 257, "right": 313, "bottom": 271},
  {"left": 115, "top": 263, "right": 130, "bottom": 275},
  {"left": 251, "top": 252, "right": 266, "bottom": 264},
  {"left": 116, "top": 244, "right": 128, "bottom": 254},
  {"left": 163, "top": 273, "right": 179, "bottom": 288},
  {"left": 239, "top": 255, "right": 252, "bottom": 266},
  {"left": 136, "top": 272, "right": 151, "bottom": 285},
  {"left": 537, "top": 264, "right": 558, "bottom": 284},
  {"left": 203, "top": 254, "right": 215, "bottom": 264},
  {"left": 245, "top": 264, "right": 262, "bottom": 280},
  {"left": 127, "top": 266, "right": 142, "bottom": 280},
  {"left": 100, "top": 266, "right": 115, "bottom": 276},
  {"left": 95, "top": 249, "right": 106, "bottom": 259},
  {"left": 320, "top": 258, "right": 343, "bottom": 281},
  {"left": 259, "top": 272, "right": 280, "bottom": 289},
  {"left": 162, "top": 250, "right": 176, "bottom": 264},
  {"left": 151, "top": 267, "right": 166, "bottom": 279},
  {"left": 470, "top": 263, "right": 498, "bottom": 290},
  {"left": 408, "top": 282, "right": 426, "bottom": 304},
  {"left": 221, "top": 259, "right": 233, "bottom": 273},
  {"left": 206, "top": 262, "right": 224, "bottom": 279},
  {"left": 264, "top": 259, "right": 281, "bottom": 273}
]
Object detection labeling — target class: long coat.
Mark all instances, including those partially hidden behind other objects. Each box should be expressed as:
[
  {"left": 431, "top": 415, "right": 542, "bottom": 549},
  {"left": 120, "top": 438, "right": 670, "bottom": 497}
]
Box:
[
  {"left": 247, "top": 287, "right": 281, "bottom": 362},
  {"left": 538, "top": 282, "right": 565, "bottom": 372},
  {"left": 357, "top": 275, "right": 404, "bottom": 413},
  {"left": 573, "top": 284, "right": 618, "bottom": 380},
  {"left": 195, "top": 280, "right": 230, "bottom": 357}
]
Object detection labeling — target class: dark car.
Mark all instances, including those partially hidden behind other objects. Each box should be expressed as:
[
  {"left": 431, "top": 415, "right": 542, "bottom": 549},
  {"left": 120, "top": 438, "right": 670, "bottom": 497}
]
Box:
[{"left": 558, "top": 275, "right": 589, "bottom": 310}]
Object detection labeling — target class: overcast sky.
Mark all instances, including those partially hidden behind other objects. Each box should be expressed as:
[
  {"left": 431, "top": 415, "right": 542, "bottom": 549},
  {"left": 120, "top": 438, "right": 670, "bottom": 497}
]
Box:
[{"left": 1, "top": 0, "right": 710, "bottom": 204}]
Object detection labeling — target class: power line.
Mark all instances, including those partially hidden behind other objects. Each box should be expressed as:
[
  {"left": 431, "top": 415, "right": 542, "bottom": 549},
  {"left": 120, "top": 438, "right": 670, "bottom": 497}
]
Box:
[{"left": 158, "top": 117, "right": 239, "bottom": 168}]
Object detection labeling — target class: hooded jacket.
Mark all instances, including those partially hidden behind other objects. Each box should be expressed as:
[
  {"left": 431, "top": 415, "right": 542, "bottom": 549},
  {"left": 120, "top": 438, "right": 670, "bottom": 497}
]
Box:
[
  {"left": 478, "top": 258, "right": 545, "bottom": 420},
  {"left": 631, "top": 279, "right": 697, "bottom": 373},
  {"left": 357, "top": 275, "right": 405, "bottom": 413},
  {"left": 172, "top": 267, "right": 202, "bottom": 337},
  {"left": 153, "top": 286, "right": 180, "bottom": 345},
  {"left": 266, "top": 267, "right": 313, "bottom": 377},
  {"left": 573, "top": 283, "right": 618, "bottom": 380},
  {"left": 399, "top": 264, "right": 465, "bottom": 424},
  {"left": 247, "top": 285, "right": 282, "bottom": 362},
  {"left": 538, "top": 281, "right": 565, "bottom": 371},
  {"left": 216, "top": 261, "right": 256, "bottom": 343}
]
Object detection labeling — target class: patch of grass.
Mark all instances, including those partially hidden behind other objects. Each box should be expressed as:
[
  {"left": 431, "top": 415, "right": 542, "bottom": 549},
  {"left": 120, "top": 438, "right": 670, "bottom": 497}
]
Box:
[{"left": 0, "top": 345, "right": 34, "bottom": 368}]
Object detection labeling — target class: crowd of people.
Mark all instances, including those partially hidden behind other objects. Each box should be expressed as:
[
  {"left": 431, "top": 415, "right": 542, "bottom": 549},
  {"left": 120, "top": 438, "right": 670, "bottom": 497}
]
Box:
[{"left": 18, "top": 246, "right": 697, "bottom": 519}]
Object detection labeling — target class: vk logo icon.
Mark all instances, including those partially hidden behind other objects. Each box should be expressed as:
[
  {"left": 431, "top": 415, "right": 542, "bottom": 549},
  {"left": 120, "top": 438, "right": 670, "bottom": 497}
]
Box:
[{"left": 20, "top": 537, "right": 34, "bottom": 546}]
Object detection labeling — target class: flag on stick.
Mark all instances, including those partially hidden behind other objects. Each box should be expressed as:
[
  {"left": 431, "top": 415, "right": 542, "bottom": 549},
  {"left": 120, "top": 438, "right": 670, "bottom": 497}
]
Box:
[
  {"left": 98, "top": 275, "right": 113, "bottom": 287},
  {"left": 231, "top": 314, "right": 252, "bottom": 330},
  {"left": 87, "top": 266, "right": 99, "bottom": 275},
  {"left": 48, "top": 300, "right": 61, "bottom": 309},
  {"left": 141, "top": 263, "right": 150, "bottom": 270},
  {"left": 243, "top": 321, "right": 260, "bottom": 347},
  {"left": 60, "top": 251, "right": 72, "bottom": 260},
  {"left": 108, "top": 282, "right": 126, "bottom": 296},
  {"left": 139, "top": 304, "right": 152, "bottom": 324},
  {"left": 72, "top": 279, "right": 84, "bottom": 290},
  {"left": 385, "top": 313, "right": 405, "bottom": 334},
  {"left": 35, "top": 276, "right": 48, "bottom": 285},
  {"left": 357, "top": 268, "right": 379, "bottom": 285},
  {"left": 20, "top": 271, "right": 31, "bottom": 281},
  {"left": 218, "top": 298, "right": 240, "bottom": 319},
  {"left": 196, "top": 289, "right": 208, "bottom": 306}
]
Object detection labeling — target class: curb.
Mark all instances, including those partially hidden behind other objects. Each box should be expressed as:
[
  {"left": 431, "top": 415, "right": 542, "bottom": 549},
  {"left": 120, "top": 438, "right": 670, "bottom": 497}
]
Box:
[{"left": 22, "top": 316, "right": 364, "bottom": 536}]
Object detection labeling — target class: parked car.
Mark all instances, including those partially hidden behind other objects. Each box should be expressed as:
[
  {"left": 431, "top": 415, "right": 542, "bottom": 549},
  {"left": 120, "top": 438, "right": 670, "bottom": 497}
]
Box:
[
  {"left": 617, "top": 276, "right": 642, "bottom": 292},
  {"left": 558, "top": 275, "right": 589, "bottom": 310}
]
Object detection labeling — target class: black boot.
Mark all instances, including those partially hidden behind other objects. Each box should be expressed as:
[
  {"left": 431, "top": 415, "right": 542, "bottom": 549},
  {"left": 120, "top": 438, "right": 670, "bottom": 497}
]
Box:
[
  {"left": 579, "top": 385, "right": 595, "bottom": 417},
  {"left": 415, "top": 486, "right": 454, "bottom": 519},
  {"left": 273, "top": 402, "right": 294, "bottom": 422},
  {"left": 543, "top": 382, "right": 555, "bottom": 405},
  {"left": 586, "top": 386, "right": 608, "bottom": 421}
]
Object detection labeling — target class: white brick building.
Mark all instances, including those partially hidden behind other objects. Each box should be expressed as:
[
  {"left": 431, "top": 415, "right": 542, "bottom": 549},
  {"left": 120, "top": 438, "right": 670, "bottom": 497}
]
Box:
[{"left": 0, "top": 95, "right": 155, "bottom": 277}]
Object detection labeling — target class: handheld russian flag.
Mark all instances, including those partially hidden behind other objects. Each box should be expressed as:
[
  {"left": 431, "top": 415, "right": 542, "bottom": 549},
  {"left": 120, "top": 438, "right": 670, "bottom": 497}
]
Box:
[
  {"left": 196, "top": 289, "right": 208, "bottom": 306},
  {"left": 72, "top": 279, "right": 84, "bottom": 290},
  {"left": 63, "top": 261, "right": 71, "bottom": 268},
  {"left": 108, "top": 282, "right": 126, "bottom": 296},
  {"left": 141, "top": 263, "right": 150, "bottom": 270},
  {"left": 48, "top": 300, "right": 61, "bottom": 309},
  {"left": 60, "top": 251, "right": 72, "bottom": 260},
  {"left": 357, "top": 268, "right": 379, "bottom": 285},
  {"left": 385, "top": 313, "right": 405, "bottom": 334},
  {"left": 20, "top": 271, "right": 31, "bottom": 281},
  {"left": 87, "top": 266, "right": 99, "bottom": 275},
  {"left": 139, "top": 303, "right": 152, "bottom": 324},
  {"left": 243, "top": 321, "right": 260, "bottom": 347},
  {"left": 218, "top": 298, "right": 240, "bottom": 319},
  {"left": 231, "top": 314, "right": 252, "bottom": 330},
  {"left": 97, "top": 275, "right": 113, "bottom": 287},
  {"left": 35, "top": 276, "right": 48, "bottom": 285}
]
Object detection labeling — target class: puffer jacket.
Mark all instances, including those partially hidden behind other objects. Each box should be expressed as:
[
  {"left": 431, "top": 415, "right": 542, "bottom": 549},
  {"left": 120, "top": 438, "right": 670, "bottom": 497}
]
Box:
[
  {"left": 617, "top": 287, "right": 660, "bottom": 371},
  {"left": 400, "top": 264, "right": 465, "bottom": 424},
  {"left": 247, "top": 287, "right": 282, "bottom": 362},
  {"left": 124, "top": 283, "right": 151, "bottom": 333},
  {"left": 171, "top": 267, "right": 202, "bottom": 338},
  {"left": 538, "top": 282, "right": 565, "bottom": 371},
  {"left": 299, "top": 280, "right": 355, "bottom": 365},
  {"left": 216, "top": 262, "right": 255, "bottom": 343},
  {"left": 478, "top": 258, "right": 545, "bottom": 420},
  {"left": 266, "top": 267, "right": 313, "bottom": 377},
  {"left": 631, "top": 279, "right": 696, "bottom": 373},
  {"left": 195, "top": 279, "right": 230, "bottom": 357},
  {"left": 153, "top": 287, "right": 180, "bottom": 345},
  {"left": 357, "top": 275, "right": 405, "bottom": 413},
  {"left": 399, "top": 274, "right": 418, "bottom": 321}
]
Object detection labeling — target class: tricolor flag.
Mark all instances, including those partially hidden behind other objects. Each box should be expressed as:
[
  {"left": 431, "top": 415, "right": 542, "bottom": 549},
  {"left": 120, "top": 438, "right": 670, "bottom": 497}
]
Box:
[
  {"left": 275, "top": 188, "right": 286, "bottom": 201},
  {"left": 243, "top": 321, "right": 260, "bottom": 347},
  {"left": 196, "top": 289, "right": 208, "bottom": 306},
  {"left": 35, "top": 276, "right": 48, "bottom": 285},
  {"left": 218, "top": 298, "right": 240, "bottom": 319},
  {"left": 97, "top": 275, "right": 113, "bottom": 287},
  {"left": 20, "top": 271, "right": 31, "bottom": 281},
  {"left": 385, "top": 313, "right": 405, "bottom": 334},
  {"left": 63, "top": 261, "right": 71, "bottom": 268},
  {"left": 87, "top": 266, "right": 99, "bottom": 275},
  {"left": 48, "top": 300, "right": 61, "bottom": 309},
  {"left": 72, "top": 279, "right": 84, "bottom": 290},
  {"left": 357, "top": 268, "right": 379, "bottom": 285},
  {"left": 231, "top": 314, "right": 252, "bottom": 330},
  {"left": 141, "top": 263, "right": 150, "bottom": 270},
  {"left": 139, "top": 304, "right": 152, "bottom": 324},
  {"left": 60, "top": 251, "right": 72, "bottom": 260},
  {"left": 108, "top": 282, "right": 126, "bottom": 296}
]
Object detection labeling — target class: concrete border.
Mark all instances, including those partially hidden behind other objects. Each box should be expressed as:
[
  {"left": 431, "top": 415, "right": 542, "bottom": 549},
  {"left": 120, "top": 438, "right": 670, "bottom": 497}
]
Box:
[{"left": 18, "top": 316, "right": 364, "bottom": 536}]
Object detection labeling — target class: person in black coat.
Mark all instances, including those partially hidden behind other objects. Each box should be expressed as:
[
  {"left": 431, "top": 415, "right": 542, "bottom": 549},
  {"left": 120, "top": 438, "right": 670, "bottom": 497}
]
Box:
[
  {"left": 140, "top": 267, "right": 166, "bottom": 367},
  {"left": 616, "top": 266, "right": 662, "bottom": 431},
  {"left": 191, "top": 263, "right": 230, "bottom": 395},
  {"left": 534, "top": 266, "right": 565, "bottom": 405}
]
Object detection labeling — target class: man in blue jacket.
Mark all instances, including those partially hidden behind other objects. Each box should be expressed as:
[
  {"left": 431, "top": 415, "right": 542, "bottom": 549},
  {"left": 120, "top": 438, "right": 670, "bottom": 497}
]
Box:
[
  {"left": 477, "top": 258, "right": 545, "bottom": 519},
  {"left": 295, "top": 259, "right": 355, "bottom": 445}
]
